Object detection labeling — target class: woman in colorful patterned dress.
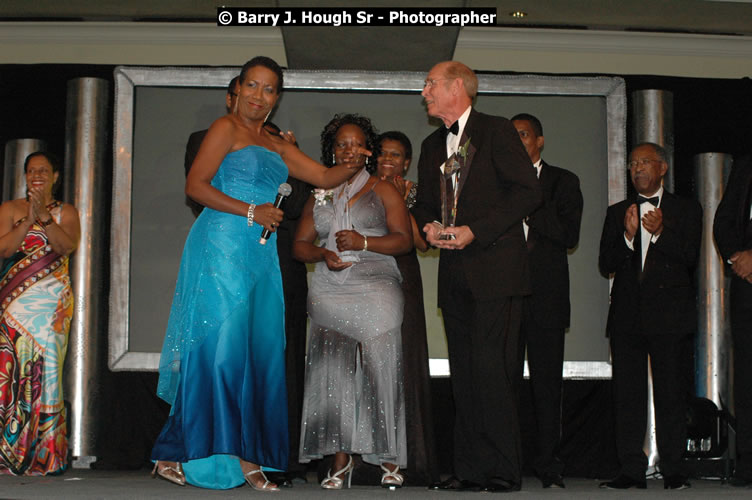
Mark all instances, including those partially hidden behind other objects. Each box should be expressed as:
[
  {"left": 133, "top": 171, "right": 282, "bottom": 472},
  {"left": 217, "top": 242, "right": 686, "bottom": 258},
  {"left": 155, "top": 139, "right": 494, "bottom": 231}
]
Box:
[{"left": 0, "top": 151, "right": 81, "bottom": 476}]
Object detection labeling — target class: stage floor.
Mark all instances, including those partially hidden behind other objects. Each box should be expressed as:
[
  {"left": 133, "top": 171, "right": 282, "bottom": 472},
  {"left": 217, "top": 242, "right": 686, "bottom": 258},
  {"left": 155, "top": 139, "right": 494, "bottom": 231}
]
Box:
[{"left": 1, "top": 469, "right": 751, "bottom": 499}]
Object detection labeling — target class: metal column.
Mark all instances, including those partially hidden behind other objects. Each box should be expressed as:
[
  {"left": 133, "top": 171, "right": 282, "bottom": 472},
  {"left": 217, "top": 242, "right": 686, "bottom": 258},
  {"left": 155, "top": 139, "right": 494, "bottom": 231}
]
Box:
[
  {"left": 2, "top": 138, "right": 47, "bottom": 201},
  {"left": 631, "top": 89, "right": 675, "bottom": 192},
  {"left": 694, "top": 153, "right": 732, "bottom": 409},
  {"left": 62, "top": 77, "right": 110, "bottom": 468}
]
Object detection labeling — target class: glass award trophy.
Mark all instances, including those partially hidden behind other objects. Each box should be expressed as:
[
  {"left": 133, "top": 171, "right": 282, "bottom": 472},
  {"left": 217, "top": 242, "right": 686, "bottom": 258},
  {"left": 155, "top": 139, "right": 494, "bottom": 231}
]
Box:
[{"left": 439, "top": 152, "right": 461, "bottom": 240}]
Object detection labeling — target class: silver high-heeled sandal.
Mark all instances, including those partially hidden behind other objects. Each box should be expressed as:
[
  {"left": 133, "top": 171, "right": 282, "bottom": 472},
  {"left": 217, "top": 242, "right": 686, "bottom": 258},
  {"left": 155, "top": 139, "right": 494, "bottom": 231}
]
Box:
[
  {"left": 244, "top": 468, "right": 280, "bottom": 492},
  {"left": 381, "top": 463, "right": 404, "bottom": 489},
  {"left": 321, "top": 455, "right": 354, "bottom": 490},
  {"left": 151, "top": 461, "right": 186, "bottom": 486}
]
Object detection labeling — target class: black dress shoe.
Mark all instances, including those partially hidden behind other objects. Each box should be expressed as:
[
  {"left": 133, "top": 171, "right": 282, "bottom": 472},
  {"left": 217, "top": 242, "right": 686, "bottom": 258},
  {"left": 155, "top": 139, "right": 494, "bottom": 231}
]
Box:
[
  {"left": 483, "top": 477, "right": 521, "bottom": 493},
  {"left": 664, "top": 475, "right": 690, "bottom": 489},
  {"left": 264, "top": 472, "right": 293, "bottom": 488},
  {"left": 599, "top": 474, "right": 647, "bottom": 489},
  {"left": 287, "top": 471, "right": 308, "bottom": 485},
  {"left": 428, "top": 475, "right": 483, "bottom": 491},
  {"left": 541, "top": 472, "right": 565, "bottom": 488}
]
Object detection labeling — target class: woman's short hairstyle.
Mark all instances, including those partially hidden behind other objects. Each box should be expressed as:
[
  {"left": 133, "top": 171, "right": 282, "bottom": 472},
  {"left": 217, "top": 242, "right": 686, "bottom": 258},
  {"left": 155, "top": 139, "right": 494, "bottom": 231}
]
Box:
[
  {"left": 239, "top": 56, "right": 284, "bottom": 94},
  {"left": 377, "top": 131, "right": 413, "bottom": 161},
  {"left": 320, "top": 114, "right": 379, "bottom": 173}
]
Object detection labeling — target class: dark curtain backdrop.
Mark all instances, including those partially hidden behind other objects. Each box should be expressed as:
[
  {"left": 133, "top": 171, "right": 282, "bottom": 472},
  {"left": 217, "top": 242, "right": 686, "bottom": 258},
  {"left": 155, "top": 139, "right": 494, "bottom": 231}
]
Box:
[{"left": 1, "top": 64, "right": 750, "bottom": 475}]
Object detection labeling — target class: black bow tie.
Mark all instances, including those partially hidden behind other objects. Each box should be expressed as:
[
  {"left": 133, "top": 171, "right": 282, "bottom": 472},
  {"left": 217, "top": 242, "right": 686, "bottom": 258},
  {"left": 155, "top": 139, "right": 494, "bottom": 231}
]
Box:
[
  {"left": 446, "top": 121, "right": 459, "bottom": 136},
  {"left": 637, "top": 195, "right": 659, "bottom": 206}
]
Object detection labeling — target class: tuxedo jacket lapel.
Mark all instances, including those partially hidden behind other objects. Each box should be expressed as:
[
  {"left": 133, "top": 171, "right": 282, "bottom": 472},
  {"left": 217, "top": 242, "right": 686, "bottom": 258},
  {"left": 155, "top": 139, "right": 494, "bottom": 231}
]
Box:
[
  {"left": 743, "top": 174, "right": 752, "bottom": 227},
  {"left": 456, "top": 131, "right": 475, "bottom": 198},
  {"left": 538, "top": 161, "right": 549, "bottom": 192},
  {"left": 455, "top": 112, "right": 478, "bottom": 202}
]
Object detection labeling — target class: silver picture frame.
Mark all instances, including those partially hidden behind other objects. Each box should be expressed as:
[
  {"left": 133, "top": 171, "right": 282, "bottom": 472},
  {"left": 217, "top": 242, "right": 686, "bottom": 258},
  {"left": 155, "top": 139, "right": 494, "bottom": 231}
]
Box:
[{"left": 110, "top": 66, "right": 625, "bottom": 378}]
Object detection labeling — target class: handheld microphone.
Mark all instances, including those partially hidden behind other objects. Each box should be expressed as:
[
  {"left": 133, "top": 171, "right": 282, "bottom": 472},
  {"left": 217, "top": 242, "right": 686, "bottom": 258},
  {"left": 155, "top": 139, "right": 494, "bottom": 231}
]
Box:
[{"left": 259, "top": 182, "right": 293, "bottom": 245}]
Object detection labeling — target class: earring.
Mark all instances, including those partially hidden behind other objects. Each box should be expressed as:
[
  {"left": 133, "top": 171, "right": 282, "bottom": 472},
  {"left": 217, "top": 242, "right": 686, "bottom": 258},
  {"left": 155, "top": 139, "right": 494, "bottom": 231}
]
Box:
[
  {"left": 332, "top": 153, "right": 336, "bottom": 165},
  {"left": 365, "top": 157, "right": 369, "bottom": 166}
]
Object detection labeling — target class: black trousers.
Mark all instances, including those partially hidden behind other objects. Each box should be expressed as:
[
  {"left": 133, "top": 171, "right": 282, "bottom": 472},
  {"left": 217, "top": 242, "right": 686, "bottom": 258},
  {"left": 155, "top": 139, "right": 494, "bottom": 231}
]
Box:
[
  {"left": 520, "top": 299, "right": 565, "bottom": 476},
  {"left": 441, "top": 281, "right": 523, "bottom": 485},
  {"left": 731, "top": 277, "right": 752, "bottom": 479},
  {"left": 610, "top": 331, "right": 691, "bottom": 480}
]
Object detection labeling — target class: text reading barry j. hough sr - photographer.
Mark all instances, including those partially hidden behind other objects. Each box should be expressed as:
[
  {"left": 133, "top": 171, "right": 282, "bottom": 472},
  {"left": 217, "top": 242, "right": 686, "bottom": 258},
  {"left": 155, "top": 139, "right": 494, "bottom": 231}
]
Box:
[{"left": 217, "top": 7, "right": 497, "bottom": 27}]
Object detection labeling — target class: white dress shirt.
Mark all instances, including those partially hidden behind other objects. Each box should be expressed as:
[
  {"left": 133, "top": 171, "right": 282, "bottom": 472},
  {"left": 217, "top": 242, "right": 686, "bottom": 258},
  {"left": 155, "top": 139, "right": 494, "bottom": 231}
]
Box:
[
  {"left": 445, "top": 106, "right": 472, "bottom": 192},
  {"left": 624, "top": 186, "right": 664, "bottom": 269},
  {"left": 523, "top": 159, "right": 542, "bottom": 240},
  {"left": 445, "top": 105, "right": 472, "bottom": 158}
]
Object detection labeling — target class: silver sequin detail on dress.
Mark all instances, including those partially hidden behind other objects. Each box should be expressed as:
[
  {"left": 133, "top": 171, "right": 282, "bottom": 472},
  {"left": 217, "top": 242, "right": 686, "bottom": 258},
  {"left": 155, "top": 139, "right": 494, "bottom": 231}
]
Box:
[{"left": 299, "top": 187, "right": 406, "bottom": 467}]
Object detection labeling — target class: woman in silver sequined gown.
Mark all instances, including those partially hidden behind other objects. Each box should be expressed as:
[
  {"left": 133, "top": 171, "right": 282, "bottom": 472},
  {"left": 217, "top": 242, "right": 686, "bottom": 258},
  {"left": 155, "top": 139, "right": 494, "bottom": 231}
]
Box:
[{"left": 293, "top": 115, "right": 413, "bottom": 489}]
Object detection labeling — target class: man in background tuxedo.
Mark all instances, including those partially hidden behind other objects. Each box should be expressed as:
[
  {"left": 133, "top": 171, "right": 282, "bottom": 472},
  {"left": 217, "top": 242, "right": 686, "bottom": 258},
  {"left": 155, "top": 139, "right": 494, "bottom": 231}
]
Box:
[
  {"left": 598, "top": 143, "right": 701, "bottom": 490},
  {"left": 713, "top": 153, "right": 752, "bottom": 487},
  {"left": 184, "top": 76, "right": 238, "bottom": 217},
  {"left": 511, "top": 113, "right": 583, "bottom": 488},
  {"left": 412, "top": 61, "right": 541, "bottom": 492}
]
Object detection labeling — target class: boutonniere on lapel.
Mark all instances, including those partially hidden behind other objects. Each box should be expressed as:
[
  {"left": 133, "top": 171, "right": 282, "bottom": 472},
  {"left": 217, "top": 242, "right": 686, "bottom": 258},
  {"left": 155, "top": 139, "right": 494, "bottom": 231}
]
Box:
[
  {"left": 313, "top": 188, "right": 334, "bottom": 206},
  {"left": 458, "top": 137, "right": 471, "bottom": 163}
]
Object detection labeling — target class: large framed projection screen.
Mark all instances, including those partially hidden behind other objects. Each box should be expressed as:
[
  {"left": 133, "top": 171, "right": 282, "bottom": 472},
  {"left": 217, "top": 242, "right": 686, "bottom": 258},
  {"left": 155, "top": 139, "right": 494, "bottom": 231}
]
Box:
[{"left": 110, "top": 66, "right": 626, "bottom": 377}]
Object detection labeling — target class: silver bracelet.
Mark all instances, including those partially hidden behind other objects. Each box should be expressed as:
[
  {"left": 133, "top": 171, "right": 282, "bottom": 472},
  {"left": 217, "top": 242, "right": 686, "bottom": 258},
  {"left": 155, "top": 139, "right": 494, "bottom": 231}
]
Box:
[
  {"left": 247, "top": 203, "right": 256, "bottom": 226},
  {"left": 362, "top": 235, "right": 368, "bottom": 251}
]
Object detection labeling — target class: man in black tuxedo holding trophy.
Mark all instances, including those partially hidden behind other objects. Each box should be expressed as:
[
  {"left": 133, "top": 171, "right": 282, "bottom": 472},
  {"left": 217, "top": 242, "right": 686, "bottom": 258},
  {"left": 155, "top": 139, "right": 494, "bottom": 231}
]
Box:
[{"left": 412, "top": 61, "right": 541, "bottom": 493}]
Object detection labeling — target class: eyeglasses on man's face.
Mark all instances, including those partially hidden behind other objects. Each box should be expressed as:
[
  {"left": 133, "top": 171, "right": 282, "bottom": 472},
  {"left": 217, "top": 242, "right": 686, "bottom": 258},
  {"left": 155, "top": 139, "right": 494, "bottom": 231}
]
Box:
[
  {"left": 628, "top": 158, "right": 662, "bottom": 170},
  {"left": 423, "top": 78, "right": 450, "bottom": 89}
]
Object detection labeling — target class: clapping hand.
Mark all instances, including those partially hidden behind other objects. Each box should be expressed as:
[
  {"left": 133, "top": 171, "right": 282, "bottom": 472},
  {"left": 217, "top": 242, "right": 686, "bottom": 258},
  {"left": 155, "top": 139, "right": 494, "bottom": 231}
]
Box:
[
  {"left": 382, "top": 175, "right": 413, "bottom": 201},
  {"left": 27, "top": 187, "right": 50, "bottom": 224},
  {"left": 642, "top": 207, "right": 663, "bottom": 236},
  {"left": 624, "top": 204, "right": 639, "bottom": 240},
  {"left": 730, "top": 250, "right": 752, "bottom": 283}
]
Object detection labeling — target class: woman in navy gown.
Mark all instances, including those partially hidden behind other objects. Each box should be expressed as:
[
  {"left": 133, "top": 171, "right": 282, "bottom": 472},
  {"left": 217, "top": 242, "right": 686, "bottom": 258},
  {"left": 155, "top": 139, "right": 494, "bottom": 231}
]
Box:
[{"left": 150, "top": 57, "right": 364, "bottom": 491}]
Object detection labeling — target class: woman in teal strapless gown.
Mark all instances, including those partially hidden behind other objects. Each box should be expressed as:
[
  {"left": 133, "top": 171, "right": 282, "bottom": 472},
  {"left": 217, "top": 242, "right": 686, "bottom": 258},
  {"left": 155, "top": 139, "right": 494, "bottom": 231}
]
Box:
[{"left": 150, "top": 57, "right": 366, "bottom": 491}]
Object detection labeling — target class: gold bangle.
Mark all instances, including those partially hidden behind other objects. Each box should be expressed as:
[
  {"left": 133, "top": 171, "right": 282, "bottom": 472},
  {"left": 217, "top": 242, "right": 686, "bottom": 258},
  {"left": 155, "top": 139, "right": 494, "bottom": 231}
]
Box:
[{"left": 362, "top": 235, "right": 368, "bottom": 252}]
